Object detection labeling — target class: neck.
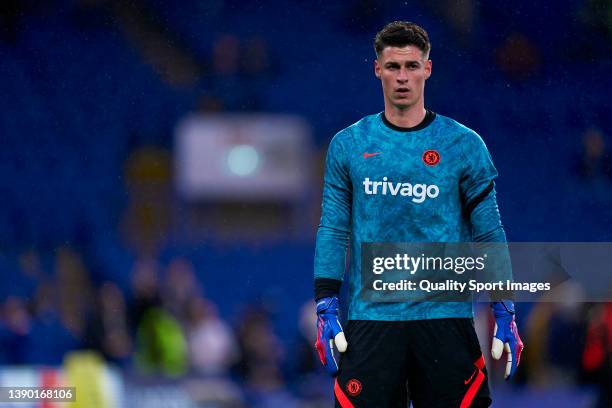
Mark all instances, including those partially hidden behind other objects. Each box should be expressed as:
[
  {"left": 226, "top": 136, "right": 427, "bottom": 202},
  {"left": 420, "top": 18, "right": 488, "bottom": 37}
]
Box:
[{"left": 384, "top": 101, "right": 426, "bottom": 128}]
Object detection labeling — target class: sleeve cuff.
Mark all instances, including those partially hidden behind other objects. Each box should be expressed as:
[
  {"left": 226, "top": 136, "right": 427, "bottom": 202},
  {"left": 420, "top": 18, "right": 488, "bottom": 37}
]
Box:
[{"left": 314, "top": 277, "right": 342, "bottom": 301}]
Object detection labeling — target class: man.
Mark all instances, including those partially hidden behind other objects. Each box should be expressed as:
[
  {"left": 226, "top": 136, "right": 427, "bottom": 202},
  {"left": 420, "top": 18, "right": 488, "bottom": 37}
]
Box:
[{"left": 314, "top": 21, "right": 524, "bottom": 407}]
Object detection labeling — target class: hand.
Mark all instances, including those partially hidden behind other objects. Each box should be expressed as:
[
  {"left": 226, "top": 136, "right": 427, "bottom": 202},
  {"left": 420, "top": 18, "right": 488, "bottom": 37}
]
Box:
[
  {"left": 491, "top": 300, "right": 524, "bottom": 380},
  {"left": 315, "top": 296, "right": 348, "bottom": 376}
]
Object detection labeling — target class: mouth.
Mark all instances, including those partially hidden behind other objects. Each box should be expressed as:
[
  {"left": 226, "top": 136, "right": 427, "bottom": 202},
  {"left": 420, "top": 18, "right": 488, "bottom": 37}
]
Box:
[{"left": 395, "top": 88, "right": 410, "bottom": 98}]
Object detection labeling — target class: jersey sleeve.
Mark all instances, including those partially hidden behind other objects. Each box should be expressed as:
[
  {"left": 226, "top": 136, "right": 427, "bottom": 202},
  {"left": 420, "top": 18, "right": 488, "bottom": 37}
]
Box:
[
  {"left": 314, "top": 133, "right": 352, "bottom": 282},
  {"left": 460, "top": 132, "right": 514, "bottom": 298},
  {"left": 459, "top": 131, "right": 498, "bottom": 211},
  {"left": 459, "top": 131, "right": 505, "bottom": 240}
]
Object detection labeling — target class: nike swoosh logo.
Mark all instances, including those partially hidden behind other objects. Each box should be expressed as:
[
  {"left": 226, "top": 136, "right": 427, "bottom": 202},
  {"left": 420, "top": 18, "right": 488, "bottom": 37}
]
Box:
[
  {"left": 363, "top": 152, "right": 382, "bottom": 159},
  {"left": 464, "top": 369, "right": 477, "bottom": 384}
]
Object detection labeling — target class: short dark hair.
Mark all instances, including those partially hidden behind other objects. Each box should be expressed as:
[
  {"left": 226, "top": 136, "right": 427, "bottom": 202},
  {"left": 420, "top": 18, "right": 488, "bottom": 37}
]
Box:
[{"left": 374, "top": 21, "right": 430, "bottom": 58}]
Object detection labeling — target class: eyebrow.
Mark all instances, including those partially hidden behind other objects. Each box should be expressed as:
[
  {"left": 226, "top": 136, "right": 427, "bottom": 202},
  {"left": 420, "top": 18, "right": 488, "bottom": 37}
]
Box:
[{"left": 384, "top": 60, "right": 421, "bottom": 66}]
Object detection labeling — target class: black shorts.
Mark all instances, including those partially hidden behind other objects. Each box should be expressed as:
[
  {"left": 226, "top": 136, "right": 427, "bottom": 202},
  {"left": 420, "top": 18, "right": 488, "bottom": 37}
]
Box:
[{"left": 334, "top": 318, "right": 491, "bottom": 408}]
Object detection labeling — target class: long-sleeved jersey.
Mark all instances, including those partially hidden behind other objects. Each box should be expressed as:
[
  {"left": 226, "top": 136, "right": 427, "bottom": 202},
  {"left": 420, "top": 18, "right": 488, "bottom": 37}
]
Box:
[{"left": 314, "top": 111, "right": 507, "bottom": 320}]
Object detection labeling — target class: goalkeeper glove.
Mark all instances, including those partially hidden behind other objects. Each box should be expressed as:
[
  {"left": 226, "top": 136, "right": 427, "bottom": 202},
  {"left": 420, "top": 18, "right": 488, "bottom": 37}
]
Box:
[
  {"left": 491, "top": 300, "right": 524, "bottom": 380},
  {"left": 315, "top": 296, "right": 347, "bottom": 376}
]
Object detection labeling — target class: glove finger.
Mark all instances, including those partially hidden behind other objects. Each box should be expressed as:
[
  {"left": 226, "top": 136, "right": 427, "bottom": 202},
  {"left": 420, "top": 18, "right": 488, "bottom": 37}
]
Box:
[
  {"left": 506, "top": 337, "right": 523, "bottom": 379},
  {"left": 515, "top": 339, "right": 524, "bottom": 367},
  {"left": 511, "top": 322, "right": 524, "bottom": 368},
  {"left": 328, "top": 316, "right": 347, "bottom": 352},
  {"left": 325, "top": 339, "right": 339, "bottom": 376},
  {"left": 504, "top": 344, "right": 513, "bottom": 379},
  {"left": 491, "top": 337, "right": 504, "bottom": 360},
  {"left": 315, "top": 319, "right": 326, "bottom": 365},
  {"left": 334, "top": 331, "right": 348, "bottom": 353}
]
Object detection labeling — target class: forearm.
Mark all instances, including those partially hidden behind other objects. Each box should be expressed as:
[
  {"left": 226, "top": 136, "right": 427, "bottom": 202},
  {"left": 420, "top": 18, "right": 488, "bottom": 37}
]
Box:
[
  {"left": 470, "top": 190, "right": 514, "bottom": 299},
  {"left": 470, "top": 188, "right": 505, "bottom": 242},
  {"left": 314, "top": 224, "right": 349, "bottom": 299}
]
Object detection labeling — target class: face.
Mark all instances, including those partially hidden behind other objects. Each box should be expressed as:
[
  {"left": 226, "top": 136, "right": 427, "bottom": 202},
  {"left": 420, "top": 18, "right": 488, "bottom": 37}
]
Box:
[{"left": 374, "top": 45, "right": 432, "bottom": 110}]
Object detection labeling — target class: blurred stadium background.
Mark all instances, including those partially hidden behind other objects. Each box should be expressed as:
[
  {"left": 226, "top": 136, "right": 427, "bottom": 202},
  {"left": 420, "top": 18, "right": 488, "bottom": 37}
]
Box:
[{"left": 0, "top": 0, "right": 611, "bottom": 407}]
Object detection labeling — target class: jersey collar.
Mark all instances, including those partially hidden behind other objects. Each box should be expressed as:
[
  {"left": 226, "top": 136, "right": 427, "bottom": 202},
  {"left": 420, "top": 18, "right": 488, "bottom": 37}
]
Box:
[{"left": 380, "top": 110, "right": 436, "bottom": 132}]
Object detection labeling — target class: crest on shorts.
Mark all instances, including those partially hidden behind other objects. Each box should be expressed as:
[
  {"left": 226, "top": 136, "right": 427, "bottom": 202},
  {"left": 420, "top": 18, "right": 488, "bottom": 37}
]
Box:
[{"left": 346, "top": 379, "right": 362, "bottom": 396}]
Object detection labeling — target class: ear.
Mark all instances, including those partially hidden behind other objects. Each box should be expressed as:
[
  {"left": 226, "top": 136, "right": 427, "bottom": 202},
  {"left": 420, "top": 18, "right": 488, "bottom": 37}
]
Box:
[
  {"left": 424, "top": 59, "right": 432, "bottom": 79},
  {"left": 374, "top": 59, "right": 381, "bottom": 79}
]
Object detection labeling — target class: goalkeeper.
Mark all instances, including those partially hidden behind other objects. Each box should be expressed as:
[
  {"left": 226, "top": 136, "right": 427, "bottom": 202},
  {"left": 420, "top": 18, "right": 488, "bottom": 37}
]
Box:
[{"left": 314, "top": 21, "right": 523, "bottom": 407}]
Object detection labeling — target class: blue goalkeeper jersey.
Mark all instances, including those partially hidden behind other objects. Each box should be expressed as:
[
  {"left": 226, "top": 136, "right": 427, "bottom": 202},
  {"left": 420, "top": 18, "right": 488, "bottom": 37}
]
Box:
[{"left": 314, "top": 111, "right": 505, "bottom": 321}]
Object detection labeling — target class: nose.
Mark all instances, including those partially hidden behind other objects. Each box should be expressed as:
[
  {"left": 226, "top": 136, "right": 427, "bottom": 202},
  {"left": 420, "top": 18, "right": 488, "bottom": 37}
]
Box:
[{"left": 397, "top": 67, "right": 409, "bottom": 83}]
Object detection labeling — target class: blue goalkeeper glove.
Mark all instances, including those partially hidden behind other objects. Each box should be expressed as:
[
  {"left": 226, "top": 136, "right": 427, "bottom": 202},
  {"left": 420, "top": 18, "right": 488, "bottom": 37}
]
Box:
[
  {"left": 315, "top": 296, "right": 348, "bottom": 376},
  {"left": 491, "top": 300, "right": 524, "bottom": 380}
]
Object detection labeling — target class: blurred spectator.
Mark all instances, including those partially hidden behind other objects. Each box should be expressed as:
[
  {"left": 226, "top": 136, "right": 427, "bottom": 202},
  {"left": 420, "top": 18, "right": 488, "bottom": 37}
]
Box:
[
  {"left": 523, "top": 282, "right": 587, "bottom": 386},
  {"left": 186, "top": 296, "right": 239, "bottom": 376},
  {"left": 576, "top": 127, "right": 612, "bottom": 181},
  {"left": 114, "top": 0, "right": 201, "bottom": 87},
  {"left": 582, "top": 303, "right": 611, "bottom": 408},
  {"left": 443, "top": 0, "right": 476, "bottom": 46},
  {"left": 129, "top": 258, "right": 162, "bottom": 328},
  {"left": 27, "top": 283, "right": 81, "bottom": 365},
  {"left": 210, "top": 34, "right": 259, "bottom": 110},
  {"left": 495, "top": 33, "right": 541, "bottom": 81},
  {"left": 293, "top": 300, "right": 330, "bottom": 405},
  {"left": 163, "top": 257, "right": 202, "bottom": 323},
  {"left": 213, "top": 35, "right": 241, "bottom": 77},
  {"left": 425, "top": 0, "right": 477, "bottom": 47},
  {"left": 13, "top": 249, "right": 46, "bottom": 300},
  {"left": 122, "top": 147, "right": 172, "bottom": 255},
  {"left": 546, "top": 302, "right": 588, "bottom": 383},
  {"left": 242, "top": 37, "right": 272, "bottom": 78},
  {"left": 295, "top": 300, "right": 318, "bottom": 376},
  {"left": 134, "top": 304, "right": 188, "bottom": 377},
  {"left": 130, "top": 258, "right": 188, "bottom": 377},
  {"left": 0, "top": 296, "right": 31, "bottom": 364},
  {"left": 85, "top": 282, "right": 132, "bottom": 366},
  {"left": 234, "top": 306, "right": 285, "bottom": 390},
  {"left": 55, "top": 246, "right": 94, "bottom": 339}
]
